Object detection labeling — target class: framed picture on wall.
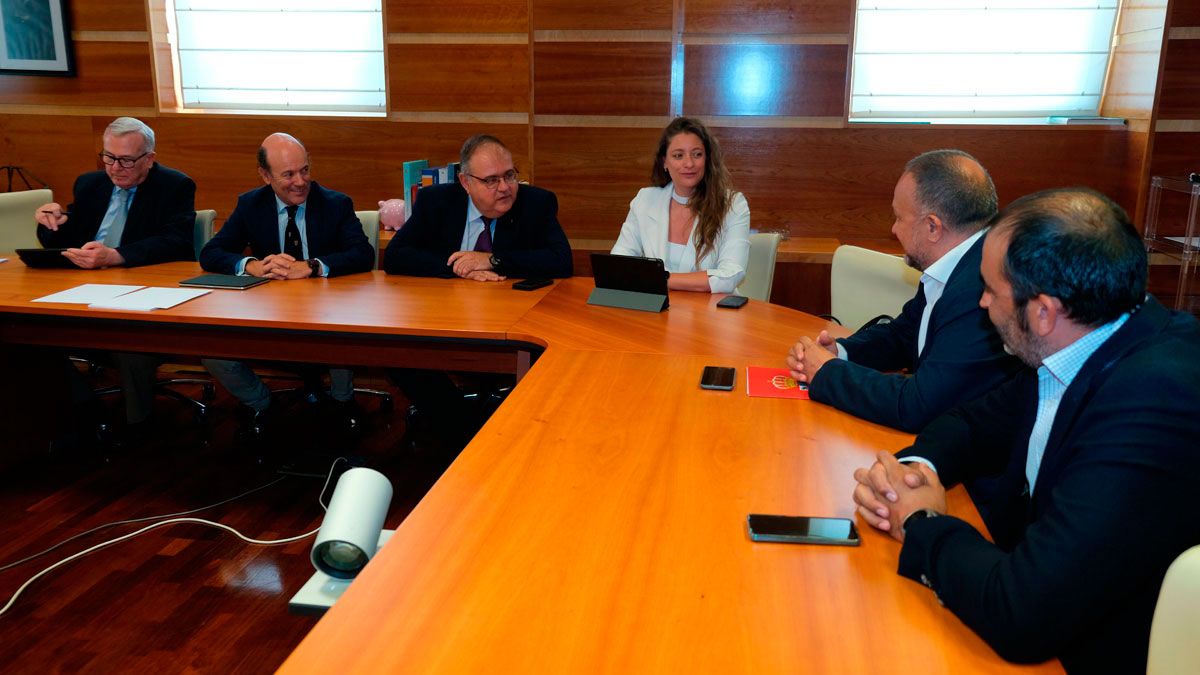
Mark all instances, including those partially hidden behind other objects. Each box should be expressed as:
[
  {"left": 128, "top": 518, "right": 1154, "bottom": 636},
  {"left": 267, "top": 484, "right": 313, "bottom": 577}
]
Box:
[{"left": 0, "top": 0, "right": 74, "bottom": 75}]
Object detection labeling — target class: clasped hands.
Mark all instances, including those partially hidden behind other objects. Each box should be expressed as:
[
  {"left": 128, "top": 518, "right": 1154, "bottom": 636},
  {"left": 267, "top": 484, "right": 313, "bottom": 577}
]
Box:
[
  {"left": 447, "top": 250, "right": 505, "bottom": 282},
  {"left": 246, "top": 254, "right": 312, "bottom": 280},
  {"left": 852, "top": 451, "right": 947, "bottom": 541},
  {"left": 785, "top": 329, "right": 839, "bottom": 384}
]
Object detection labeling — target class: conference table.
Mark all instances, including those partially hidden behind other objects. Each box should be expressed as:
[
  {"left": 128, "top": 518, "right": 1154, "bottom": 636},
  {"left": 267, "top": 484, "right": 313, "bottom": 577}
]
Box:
[{"left": 0, "top": 258, "right": 1062, "bottom": 674}]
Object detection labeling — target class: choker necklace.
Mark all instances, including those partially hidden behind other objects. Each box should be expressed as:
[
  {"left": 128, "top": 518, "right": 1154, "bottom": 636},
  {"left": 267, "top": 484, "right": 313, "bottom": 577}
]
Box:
[{"left": 671, "top": 191, "right": 690, "bottom": 205}]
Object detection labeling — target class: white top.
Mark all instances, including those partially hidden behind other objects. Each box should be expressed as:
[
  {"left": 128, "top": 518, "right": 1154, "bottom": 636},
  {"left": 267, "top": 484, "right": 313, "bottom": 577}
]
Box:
[
  {"left": 916, "top": 228, "right": 987, "bottom": 355},
  {"left": 611, "top": 183, "right": 751, "bottom": 294}
]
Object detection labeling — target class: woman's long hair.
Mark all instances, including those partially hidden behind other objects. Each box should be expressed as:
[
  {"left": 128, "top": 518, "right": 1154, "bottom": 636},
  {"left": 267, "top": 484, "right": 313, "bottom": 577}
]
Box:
[{"left": 650, "top": 117, "right": 733, "bottom": 263}]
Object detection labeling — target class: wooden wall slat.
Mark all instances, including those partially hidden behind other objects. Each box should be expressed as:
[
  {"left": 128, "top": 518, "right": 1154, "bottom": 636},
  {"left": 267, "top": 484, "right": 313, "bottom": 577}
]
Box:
[
  {"left": 0, "top": 115, "right": 99, "bottom": 200},
  {"left": 684, "top": 0, "right": 854, "bottom": 35},
  {"left": 69, "top": 0, "right": 147, "bottom": 32},
  {"left": 683, "top": 44, "right": 847, "bottom": 117},
  {"left": 388, "top": 45, "right": 530, "bottom": 113},
  {"left": 714, "top": 126, "right": 1134, "bottom": 239},
  {"left": 533, "top": 43, "right": 672, "bottom": 116},
  {"left": 1156, "top": 39, "right": 1200, "bottom": 119},
  {"left": 532, "top": 0, "right": 672, "bottom": 31},
  {"left": 1169, "top": 3, "right": 1200, "bottom": 28},
  {"left": 146, "top": 118, "right": 527, "bottom": 226},
  {"left": 386, "top": 0, "right": 527, "bottom": 33},
  {"left": 0, "top": 42, "right": 154, "bottom": 108},
  {"left": 533, "top": 126, "right": 661, "bottom": 240}
]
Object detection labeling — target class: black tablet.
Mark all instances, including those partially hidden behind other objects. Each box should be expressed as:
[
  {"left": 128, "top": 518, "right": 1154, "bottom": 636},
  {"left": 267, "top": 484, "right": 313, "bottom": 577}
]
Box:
[
  {"left": 16, "top": 248, "right": 77, "bottom": 269},
  {"left": 590, "top": 253, "right": 669, "bottom": 297}
]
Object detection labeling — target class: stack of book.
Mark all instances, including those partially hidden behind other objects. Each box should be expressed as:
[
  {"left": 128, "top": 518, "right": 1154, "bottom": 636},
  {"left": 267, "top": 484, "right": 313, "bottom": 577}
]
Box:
[{"left": 401, "top": 159, "right": 461, "bottom": 219}]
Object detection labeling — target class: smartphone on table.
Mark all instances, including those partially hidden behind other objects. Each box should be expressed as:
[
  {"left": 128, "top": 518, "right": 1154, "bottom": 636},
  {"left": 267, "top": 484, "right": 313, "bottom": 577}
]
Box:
[
  {"left": 700, "top": 366, "right": 736, "bottom": 391},
  {"left": 746, "top": 514, "right": 860, "bottom": 546}
]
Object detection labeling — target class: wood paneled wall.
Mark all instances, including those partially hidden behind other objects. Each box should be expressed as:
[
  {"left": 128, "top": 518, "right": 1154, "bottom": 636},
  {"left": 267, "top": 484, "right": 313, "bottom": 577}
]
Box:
[{"left": 0, "top": 0, "right": 1180, "bottom": 309}]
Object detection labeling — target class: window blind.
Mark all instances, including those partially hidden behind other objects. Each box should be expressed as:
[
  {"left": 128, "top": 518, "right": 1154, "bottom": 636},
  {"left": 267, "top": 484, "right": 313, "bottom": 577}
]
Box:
[
  {"left": 173, "top": 0, "right": 385, "bottom": 113},
  {"left": 852, "top": 0, "right": 1119, "bottom": 119}
]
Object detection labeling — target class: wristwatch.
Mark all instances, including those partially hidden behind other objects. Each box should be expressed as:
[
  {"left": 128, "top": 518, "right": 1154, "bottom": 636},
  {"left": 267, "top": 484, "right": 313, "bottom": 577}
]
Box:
[
  {"left": 488, "top": 254, "right": 501, "bottom": 272},
  {"left": 901, "top": 508, "right": 941, "bottom": 536},
  {"left": 307, "top": 259, "right": 321, "bottom": 277}
]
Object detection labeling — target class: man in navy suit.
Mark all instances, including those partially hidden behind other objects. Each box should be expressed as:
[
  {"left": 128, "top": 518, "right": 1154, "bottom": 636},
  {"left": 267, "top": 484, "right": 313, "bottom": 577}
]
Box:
[
  {"left": 383, "top": 134, "right": 571, "bottom": 280},
  {"left": 35, "top": 117, "right": 196, "bottom": 434},
  {"left": 852, "top": 188, "right": 1200, "bottom": 673},
  {"left": 787, "top": 149, "right": 1019, "bottom": 433},
  {"left": 200, "top": 133, "right": 375, "bottom": 433},
  {"left": 383, "top": 134, "right": 571, "bottom": 441}
]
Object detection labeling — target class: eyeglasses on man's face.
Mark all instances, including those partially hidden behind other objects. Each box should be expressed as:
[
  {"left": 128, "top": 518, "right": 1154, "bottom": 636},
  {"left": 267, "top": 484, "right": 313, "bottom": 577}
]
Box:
[
  {"left": 99, "top": 151, "right": 150, "bottom": 169},
  {"left": 466, "top": 170, "right": 519, "bottom": 190}
]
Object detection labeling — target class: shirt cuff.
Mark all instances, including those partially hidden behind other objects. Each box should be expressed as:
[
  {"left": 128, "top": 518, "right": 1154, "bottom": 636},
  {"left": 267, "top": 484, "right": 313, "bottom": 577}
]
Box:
[
  {"left": 835, "top": 342, "right": 848, "bottom": 360},
  {"left": 315, "top": 259, "right": 329, "bottom": 277},
  {"left": 236, "top": 257, "right": 255, "bottom": 275},
  {"left": 900, "top": 456, "right": 938, "bottom": 474}
]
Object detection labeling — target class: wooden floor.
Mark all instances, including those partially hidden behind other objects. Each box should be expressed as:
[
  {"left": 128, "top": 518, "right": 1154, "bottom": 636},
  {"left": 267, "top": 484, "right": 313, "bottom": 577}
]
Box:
[{"left": 0, "top": 365, "right": 460, "bottom": 674}]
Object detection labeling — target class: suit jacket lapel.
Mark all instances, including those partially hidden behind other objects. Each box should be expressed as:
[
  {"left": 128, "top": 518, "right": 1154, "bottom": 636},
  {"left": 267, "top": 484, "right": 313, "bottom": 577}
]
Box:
[
  {"left": 1030, "top": 299, "right": 1168, "bottom": 501},
  {"left": 305, "top": 182, "right": 324, "bottom": 255}
]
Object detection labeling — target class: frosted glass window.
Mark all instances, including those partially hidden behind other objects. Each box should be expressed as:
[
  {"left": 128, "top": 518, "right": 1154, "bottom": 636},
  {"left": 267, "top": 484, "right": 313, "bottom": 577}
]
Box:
[
  {"left": 852, "top": 1, "right": 1119, "bottom": 119},
  {"left": 173, "top": 0, "right": 385, "bottom": 113}
]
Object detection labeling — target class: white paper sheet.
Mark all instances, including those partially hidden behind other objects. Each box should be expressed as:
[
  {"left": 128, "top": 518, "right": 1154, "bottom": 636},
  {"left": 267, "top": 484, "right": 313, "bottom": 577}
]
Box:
[
  {"left": 33, "top": 283, "right": 145, "bottom": 304},
  {"left": 89, "top": 287, "right": 210, "bottom": 311}
]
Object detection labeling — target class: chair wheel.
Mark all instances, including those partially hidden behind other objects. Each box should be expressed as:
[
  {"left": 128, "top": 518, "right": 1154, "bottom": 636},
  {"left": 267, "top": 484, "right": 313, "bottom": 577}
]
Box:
[
  {"left": 379, "top": 395, "right": 394, "bottom": 413},
  {"left": 193, "top": 408, "right": 207, "bottom": 424},
  {"left": 202, "top": 384, "right": 216, "bottom": 400}
]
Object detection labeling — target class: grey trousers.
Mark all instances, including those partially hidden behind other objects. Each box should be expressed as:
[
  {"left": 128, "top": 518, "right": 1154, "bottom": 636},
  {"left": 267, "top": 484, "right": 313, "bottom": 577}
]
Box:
[
  {"left": 202, "top": 359, "right": 354, "bottom": 411},
  {"left": 112, "top": 352, "right": 161, "bottom": 424}
]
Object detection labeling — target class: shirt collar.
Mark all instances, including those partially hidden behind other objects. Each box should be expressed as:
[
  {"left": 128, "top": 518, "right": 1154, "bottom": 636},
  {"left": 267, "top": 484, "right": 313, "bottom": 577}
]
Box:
[
  {"left": 922, "top": 228, "right": 986, "bottom": 286},
  {"left": 274, "top": 194, "right": 305, "bottom": 214},
  {"left": 466, "top": 196, "right": 484, "bottom": 224},
  {"left": 1039, "top": 313, "right": 1131, "bottom": 388}
]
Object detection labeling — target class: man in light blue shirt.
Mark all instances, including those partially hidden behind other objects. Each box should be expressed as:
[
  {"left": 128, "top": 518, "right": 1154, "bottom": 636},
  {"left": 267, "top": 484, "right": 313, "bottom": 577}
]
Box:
[{"left": 851, "top": 188, "right": 1200, "bottom": 672}]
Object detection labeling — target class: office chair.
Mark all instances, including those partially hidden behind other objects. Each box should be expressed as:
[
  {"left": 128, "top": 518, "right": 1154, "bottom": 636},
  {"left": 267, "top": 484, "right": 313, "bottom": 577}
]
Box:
[
  {"left": 736, "top": 232, "right": 783, "bottom": 302},
  {"left": 1147, "top": 544, "right": 1200, "bottom": 675},
  {"left": 94, "top": 210, "right": 218, "bottom": 422},
  {"left": 822, "top": 245, "right": 921, "bottom": 331},
  {"left": 0, "top": 188, "right": 53, "bottom": 251}
]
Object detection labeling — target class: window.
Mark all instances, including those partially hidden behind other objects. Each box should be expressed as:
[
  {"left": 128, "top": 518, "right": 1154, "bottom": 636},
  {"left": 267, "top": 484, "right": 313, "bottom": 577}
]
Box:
[
  {"left": 851, "top": 0, "right": 1120, "bottom": 121},
  {"left": 170, "top": 0, "right": 385, "bottom": 113}
]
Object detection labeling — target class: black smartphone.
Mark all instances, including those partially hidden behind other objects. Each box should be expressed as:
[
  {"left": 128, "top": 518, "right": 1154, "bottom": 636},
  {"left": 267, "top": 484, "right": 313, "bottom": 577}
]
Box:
[
  {"left": 716, "top": 295, "right": 748, "bottom": 309},
  {"left": 746, "top": 514, "right": 861, "bottom": 546},
  {"left": 700, "top": 366, "right": 736, "bottom": 391},
  {"left": 512, "top": 278, "right": 552, "bottom": 291}
]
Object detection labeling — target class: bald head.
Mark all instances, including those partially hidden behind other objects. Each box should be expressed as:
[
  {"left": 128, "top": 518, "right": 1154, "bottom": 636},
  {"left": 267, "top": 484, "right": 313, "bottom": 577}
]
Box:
[
  {"left": 257, "top": 133, "right": 311, "bottom": 206},
  {"left": 903, "top": 149, "right": 998, "bottom": 234}
]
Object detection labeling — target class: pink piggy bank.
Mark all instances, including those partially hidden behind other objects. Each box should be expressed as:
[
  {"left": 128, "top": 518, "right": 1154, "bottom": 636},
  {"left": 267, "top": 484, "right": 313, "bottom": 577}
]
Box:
[{"left": 378, "top": 198, "right": 406, "bottom": 231}]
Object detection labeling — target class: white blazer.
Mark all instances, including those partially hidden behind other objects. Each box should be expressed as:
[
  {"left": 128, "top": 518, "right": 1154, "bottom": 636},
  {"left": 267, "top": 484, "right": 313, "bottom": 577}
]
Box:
[{"left": 610, "top": 183, "right": 751, "bottom": 293}]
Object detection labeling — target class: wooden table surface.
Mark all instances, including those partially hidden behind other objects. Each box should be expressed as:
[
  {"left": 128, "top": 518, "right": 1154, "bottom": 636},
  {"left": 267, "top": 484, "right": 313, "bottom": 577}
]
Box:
[{"left": 0, "top": 258, "right": 1062, "bottom": 674}]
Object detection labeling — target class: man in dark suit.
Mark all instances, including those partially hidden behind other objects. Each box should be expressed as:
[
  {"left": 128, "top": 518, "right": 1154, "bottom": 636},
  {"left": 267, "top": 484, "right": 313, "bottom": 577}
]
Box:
[
  {"left": 35, "top": 117, "right": 195, "bottom": 269},
  {"left": 34, "top": 117, "right": 196, "bottom": 433},
  {"left": 200, "top": 133, "right": 375, "bottom": 433},
  {"left": 383, "top": 134, "right": 571, "bottom": 441},
  {"left": 787, "top": 149, "right": 1019, "bottom": 433},
  {"left": 852, "top": 188, "right": 1200, "bottom": 673},
  {"left": 383, "top": 135, "right": 572, "bottom": 280}
]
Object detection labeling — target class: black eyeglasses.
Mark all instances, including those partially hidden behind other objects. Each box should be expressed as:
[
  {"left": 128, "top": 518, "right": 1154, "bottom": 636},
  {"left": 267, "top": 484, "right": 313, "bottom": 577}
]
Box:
[
  {"left": 466, "top": 170, "right": 519, "bottom": 190},
  {"left": 99, "top": 151, "right": 149, "bottom": 169}
]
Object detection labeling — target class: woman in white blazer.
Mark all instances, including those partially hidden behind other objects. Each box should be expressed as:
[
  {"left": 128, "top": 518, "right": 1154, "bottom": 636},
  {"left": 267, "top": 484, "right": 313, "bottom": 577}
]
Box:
[{"left": 611, "top": 117, "right": 750, "bottom": 293}]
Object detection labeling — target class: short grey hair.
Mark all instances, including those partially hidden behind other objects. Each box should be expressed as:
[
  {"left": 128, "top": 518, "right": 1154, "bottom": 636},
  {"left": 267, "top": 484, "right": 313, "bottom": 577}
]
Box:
[
  {"left": 904, "top": 149, "right": 997, "bottom": 233},
  {"left": 104, "top": 117, "right": 156, "bottom": 153}
]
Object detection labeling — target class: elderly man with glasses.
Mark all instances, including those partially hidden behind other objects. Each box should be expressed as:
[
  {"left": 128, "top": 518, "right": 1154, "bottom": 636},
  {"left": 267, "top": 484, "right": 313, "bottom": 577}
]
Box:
[
  {"left": 34, "top": 116, "right": 195, "bottom": 269},
  {"left": 383, "top": 134, "right": 571, "bottom": 447},
  {"left": 32, "top": 117, "right": 196, "bottom": 444},
  {"left": 383, "top": 133, "right": 571, "bottom": 281}
]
